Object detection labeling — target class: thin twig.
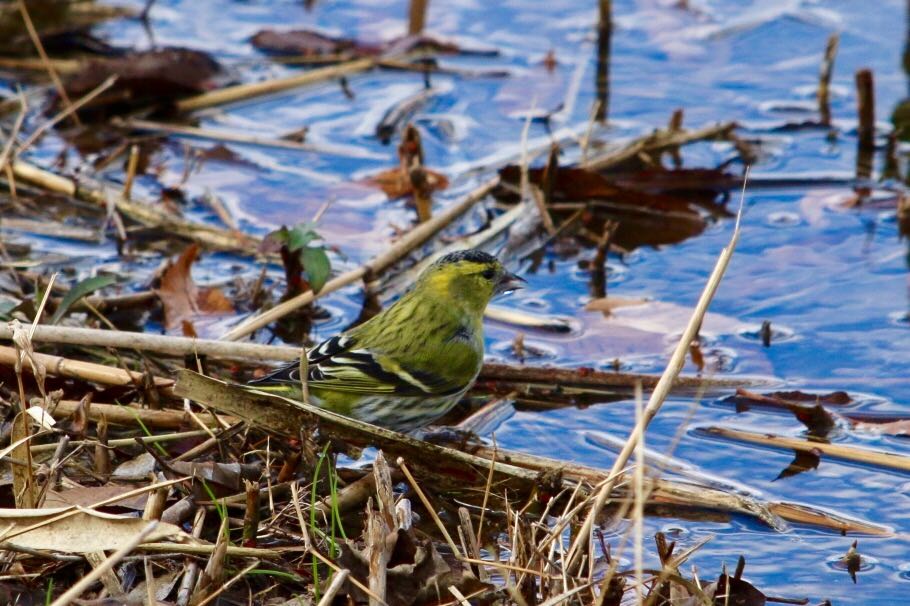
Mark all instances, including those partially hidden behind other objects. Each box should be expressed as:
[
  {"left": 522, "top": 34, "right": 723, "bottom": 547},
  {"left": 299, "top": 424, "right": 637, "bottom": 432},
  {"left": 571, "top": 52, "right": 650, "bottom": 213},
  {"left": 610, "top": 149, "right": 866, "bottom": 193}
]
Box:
[
  {"left": 17, "top": 0, "right": 80, "bottom": 127},
  {"left": 176, "top": 58, "right": 375, "bottom": 112},
  {"left": 564, "top": 168, "right": 748, "bottom": 574},
  {"left": 17, "top": 76, "right": 117, "bottom": 153}
]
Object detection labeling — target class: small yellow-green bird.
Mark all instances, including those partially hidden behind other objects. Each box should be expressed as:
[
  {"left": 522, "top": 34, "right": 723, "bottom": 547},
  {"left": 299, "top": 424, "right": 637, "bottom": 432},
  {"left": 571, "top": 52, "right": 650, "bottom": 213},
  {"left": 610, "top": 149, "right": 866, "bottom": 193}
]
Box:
[{"left": 249, "top": 250, "right": 523, "bottom": 432}]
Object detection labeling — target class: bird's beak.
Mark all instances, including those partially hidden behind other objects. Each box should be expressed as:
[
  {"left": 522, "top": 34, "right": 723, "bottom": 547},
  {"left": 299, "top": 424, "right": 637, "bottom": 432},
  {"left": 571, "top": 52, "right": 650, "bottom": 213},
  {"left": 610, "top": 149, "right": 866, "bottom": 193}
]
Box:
[{"left": 495, "top": 271, "right": 526, "bottom": 295}]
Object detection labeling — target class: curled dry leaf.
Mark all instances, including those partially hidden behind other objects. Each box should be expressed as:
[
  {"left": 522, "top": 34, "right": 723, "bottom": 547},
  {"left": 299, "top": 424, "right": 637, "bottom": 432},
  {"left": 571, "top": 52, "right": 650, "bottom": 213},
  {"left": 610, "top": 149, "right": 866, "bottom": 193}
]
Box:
[
  {"left": 169, "top": 460, "right": 262, "bottom": 498},
  {"left": 364, "top": 166, "right": 448, "bottom": 199},
  {"left": 155, "top": 244, "right": 234, "bottom": 336},
  {"left": 0, "top": 508, "right": 184, "bottom": 553}
]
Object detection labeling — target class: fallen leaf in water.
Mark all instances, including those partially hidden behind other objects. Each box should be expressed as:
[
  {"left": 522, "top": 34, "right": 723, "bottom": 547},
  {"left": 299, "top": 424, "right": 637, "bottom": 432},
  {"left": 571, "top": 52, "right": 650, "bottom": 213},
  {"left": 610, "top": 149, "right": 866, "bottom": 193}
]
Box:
[
  {"left": 251, "top": 29, "right": 494, "bottom": 59},
  {"left": 775, "top": 448, "right": 822, "bottom": 481},
  {"left": 251, "top": 29, "right": 379, "bottom": 56},
  {"left": 62, "top": 48, "right": 221, "bottom": 119},
  {"left": 0, "top": 508, "right": 183, "bottom": 553},
  {"left": 364, "top": 166, "right": 448, "bottom": 198},
  {"left": 155, "top": 244, "right": 234, "bottom": 336},
  {"left": 841, "top": 541, "right": 862, "bottom": 583},
  {"left": 497, "top": 166, "right": 733, "bottom": 249}
]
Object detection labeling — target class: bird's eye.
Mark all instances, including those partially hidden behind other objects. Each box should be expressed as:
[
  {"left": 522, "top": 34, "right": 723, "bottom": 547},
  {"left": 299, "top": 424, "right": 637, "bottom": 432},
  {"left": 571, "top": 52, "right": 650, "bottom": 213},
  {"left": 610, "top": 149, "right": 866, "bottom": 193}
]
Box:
[{"left": 481, "top": 267, "right": 496, "bottom": 280}]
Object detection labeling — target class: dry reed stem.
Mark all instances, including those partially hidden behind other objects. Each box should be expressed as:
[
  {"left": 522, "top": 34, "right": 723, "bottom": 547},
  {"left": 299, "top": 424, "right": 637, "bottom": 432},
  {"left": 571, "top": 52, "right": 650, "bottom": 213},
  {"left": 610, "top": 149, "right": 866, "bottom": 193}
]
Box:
[
  {"left": 0, "top": 56, "right": 81, "bottom": 74},
  {"left": 855, "top": 68, "right": 875, "bottom": 151},
  {"left": 564, "top": 173, "right": 747, "bottom": 574},
  {"left": 0, "top": 344, "right": 174, "bottom": 390},
  {"left": 176, "top": 58, "right": 375, "bottom": 112},
  {"left": 120, "top": 117, "right": 369, "bottom": 157},
  {"left": 448, "top": 585, "right": 471, "bottom": 606},
  {"left": 180, "top": 371, "right": 888, "bottom": 535},
  {"left": 123, "top": 144, "right": 139, "bottom": 200},
  {"left": 49, "top": 522, "right": 159, "bottom": 606},
  {"left": 818, "top": 33, "right": 839, "bottom": 125},
  {"left": 408, "top": 0, "right": 428, "bottom": 34},
  {"left": 176, "top": 508, "right": 207, "bottom": 606},
  {"left": 317, "top": 569, "right": 351, "bottom": 606},
  {"left": 31, "top": 429, "right": 211, "bottom": 454},
  {"left": 633, "top": 381, "right": 644, "bottom": 605},
  {"left": 84, "top": 550, "right": 124, "bottom": 597},
  {"left": 581, "top": 121, "right": 736, "bottom": 171},
  {"left": 397, "top": 458, "right": 556, "bottom": 579},
  {"left": 0, "top": 324, "right": 299, "bottom": 361},
  {"left": 0, "top": 92, "right": 27, "bottom": 175},
  {"left": 704, "top": 425, "right": 910, "bottom": 473},
  {"left": 193, "top": 560, "right": 261, "bottom": 606},
  {"left": 9, "top": 159, "right": 258, "bottom": 253},
  {"left": 220, "top": 176, "right": 499, "bottom": 341},
  {"left": 308, "top": 547, "right": 389, "bottom": 605},
  {"left": 16, "top": 0, "right": 79, "bottom": 127},
  {"left": 49, "top": 400, "right": 235, "bottom": 429}
]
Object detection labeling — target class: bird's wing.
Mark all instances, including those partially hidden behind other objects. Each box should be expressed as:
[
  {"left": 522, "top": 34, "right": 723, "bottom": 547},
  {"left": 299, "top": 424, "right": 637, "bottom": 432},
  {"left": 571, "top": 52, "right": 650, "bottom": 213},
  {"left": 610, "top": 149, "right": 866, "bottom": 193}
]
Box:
[{"left": 250, "top": 335, "right": 463, "bottom": 397}]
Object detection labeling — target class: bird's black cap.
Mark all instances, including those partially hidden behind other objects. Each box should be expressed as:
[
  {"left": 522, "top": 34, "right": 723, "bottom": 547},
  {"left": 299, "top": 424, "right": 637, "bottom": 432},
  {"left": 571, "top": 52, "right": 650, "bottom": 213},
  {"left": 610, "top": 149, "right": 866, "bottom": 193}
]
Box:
[{"left": 435, "top": 249, "right": 498, "bottom": 266}]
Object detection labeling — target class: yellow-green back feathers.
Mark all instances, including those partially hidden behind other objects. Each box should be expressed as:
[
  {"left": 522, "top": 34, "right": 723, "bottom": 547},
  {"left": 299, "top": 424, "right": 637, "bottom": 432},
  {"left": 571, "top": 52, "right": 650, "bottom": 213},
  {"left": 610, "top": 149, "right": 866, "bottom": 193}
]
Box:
[{"left": 250, "top": 249, "right": 523, "bottom": 431}]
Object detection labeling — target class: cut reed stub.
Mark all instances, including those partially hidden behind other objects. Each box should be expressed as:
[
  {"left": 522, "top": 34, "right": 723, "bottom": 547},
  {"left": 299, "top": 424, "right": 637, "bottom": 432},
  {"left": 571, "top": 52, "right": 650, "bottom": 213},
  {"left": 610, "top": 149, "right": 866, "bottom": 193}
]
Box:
[{"left": 855, "top": 68, "right": 875, "bottom": 150}]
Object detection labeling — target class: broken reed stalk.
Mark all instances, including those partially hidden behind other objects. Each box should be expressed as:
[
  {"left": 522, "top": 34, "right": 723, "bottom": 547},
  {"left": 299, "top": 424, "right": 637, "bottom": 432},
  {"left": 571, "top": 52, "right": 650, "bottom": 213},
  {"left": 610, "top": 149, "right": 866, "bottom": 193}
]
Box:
[
  {"left": 9, "top": 159, "right": 258, "bottom": 253},
  {"left": 219, "top": 176, "right": 500, "bottom": 341},
  {"left": 703, "top": 426, "right": 910, "bottom": 473},
  {"left": 595, "top": 0, "right": 612, "bottom": 122},
  {"left": 408, "top": 0, "right": 428, "bottom": 35},
  {"left": 16, "top": 0, "right": 79, "bottom": 127},
  {"left": 855, "top": 68, "right": 875, "bottom": 180},
  {"left": 563, "top": 174, "right": 747, "bottom": 574},
  {"left": 581, "top": 121, "right": 736, "bottom": 172},
  {"left": 817, "top": 33, "right": 839, "bottom": 126},
  {"left": 48, "top": 400, "right": 231, "bottom": 429},
  {"left": 0, "top": 344, "right": 174, "bottom": 389},
  {"left": 409, "top": 166, "right": 433, "bottom": 223},
  {"left": 123, "top": 144, "right": 139, "bottom": 200},
  {"left": 118, "top": 117, "right": 368, "bottom": 157},
  {"left": 175, "top": 371, "right": 889, "bottom": 535},
  {"left": 316, "top": 569, "right": 350, "bottom": 606},
  {"left": 855, "top": 68, "right": 875, "bottom": 150},
  {"left": 0, "top": 324, "right": 300, "bottom": 362},
  {"left": 49, "top": 521, "right": 159, "bottom": 606},
  {"left": 175, "top": 57, "right": 375, "bottom": 112}
]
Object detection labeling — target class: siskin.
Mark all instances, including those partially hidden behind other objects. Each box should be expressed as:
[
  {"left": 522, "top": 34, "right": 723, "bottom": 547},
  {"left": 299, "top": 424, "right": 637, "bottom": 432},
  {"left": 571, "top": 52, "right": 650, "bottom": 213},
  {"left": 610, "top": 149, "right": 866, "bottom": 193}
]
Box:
[{"left": 249, "top": 249, "right": 524, "bottom": 432}]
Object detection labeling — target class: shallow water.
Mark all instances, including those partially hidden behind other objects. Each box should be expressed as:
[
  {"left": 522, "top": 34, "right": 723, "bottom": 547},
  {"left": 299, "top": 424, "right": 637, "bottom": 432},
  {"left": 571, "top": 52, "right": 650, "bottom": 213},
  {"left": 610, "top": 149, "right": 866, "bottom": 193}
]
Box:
[{"left": 9, "top": 0, "right": 910, "bottom": 601}]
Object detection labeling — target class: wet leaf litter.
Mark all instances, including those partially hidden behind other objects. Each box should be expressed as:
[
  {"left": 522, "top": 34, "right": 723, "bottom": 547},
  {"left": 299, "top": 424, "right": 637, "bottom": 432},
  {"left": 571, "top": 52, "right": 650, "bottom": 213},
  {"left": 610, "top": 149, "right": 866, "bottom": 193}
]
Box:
[{"left": 0, "top": 0, "right": 906, "bottom": 604}]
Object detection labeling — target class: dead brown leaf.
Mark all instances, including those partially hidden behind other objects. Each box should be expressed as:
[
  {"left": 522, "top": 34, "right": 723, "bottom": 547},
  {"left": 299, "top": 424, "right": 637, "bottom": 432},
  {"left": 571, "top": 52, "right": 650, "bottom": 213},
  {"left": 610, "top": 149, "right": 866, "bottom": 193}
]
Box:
[
  {"left": 364, "top": 167, "right": 449, "bottom": 199},
  {"left": 43, "top": 485, "right": 148, "bottom": 511},
  {"left": 0, "top": 508, "right": 184, "bottom": 553},
  {"left": 155, "top": 244, "right": 234, "bottom": 335},
  {"left": 62, "top": 48, "right": 222, "bottom": 119}
]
